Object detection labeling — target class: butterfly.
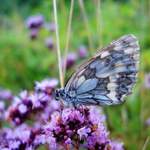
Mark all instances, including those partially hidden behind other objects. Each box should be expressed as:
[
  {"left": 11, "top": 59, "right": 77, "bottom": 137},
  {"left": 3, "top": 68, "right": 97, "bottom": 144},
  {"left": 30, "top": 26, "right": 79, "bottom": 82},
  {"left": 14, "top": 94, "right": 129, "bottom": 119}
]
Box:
[{"left": 55, "top": 34, "right": 140, "bottom": 107}]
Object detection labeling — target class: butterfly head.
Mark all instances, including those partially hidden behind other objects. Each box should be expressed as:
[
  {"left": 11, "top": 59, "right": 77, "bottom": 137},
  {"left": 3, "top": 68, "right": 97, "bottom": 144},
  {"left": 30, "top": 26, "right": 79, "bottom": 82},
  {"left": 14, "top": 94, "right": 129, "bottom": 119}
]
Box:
[{"left": 55, "top": 88, "right": 66, "bottom": 101}]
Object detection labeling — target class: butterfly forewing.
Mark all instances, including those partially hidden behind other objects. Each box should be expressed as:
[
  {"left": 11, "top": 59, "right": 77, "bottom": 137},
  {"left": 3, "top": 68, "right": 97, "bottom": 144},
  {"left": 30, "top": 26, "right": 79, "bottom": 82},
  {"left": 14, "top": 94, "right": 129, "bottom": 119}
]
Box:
[{"left": 65, "top": 34, "right": 140, "bottom": 105}]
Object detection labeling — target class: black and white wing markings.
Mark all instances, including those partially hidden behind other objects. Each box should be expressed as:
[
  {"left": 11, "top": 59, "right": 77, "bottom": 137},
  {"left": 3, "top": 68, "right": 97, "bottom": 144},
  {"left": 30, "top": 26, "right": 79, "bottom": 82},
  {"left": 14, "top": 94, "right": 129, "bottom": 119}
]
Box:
[{"left": 65, "top": 34, "right": 140, "bottom": 105}]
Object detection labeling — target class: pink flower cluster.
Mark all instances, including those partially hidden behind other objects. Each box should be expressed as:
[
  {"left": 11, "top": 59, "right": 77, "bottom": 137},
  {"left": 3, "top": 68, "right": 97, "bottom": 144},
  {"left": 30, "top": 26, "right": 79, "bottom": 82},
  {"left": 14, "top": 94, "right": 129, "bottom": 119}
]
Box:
[
  {"left": 43, "top": 106, "right": 124, "bottom": 150},
  {"left": 0, "top": 78, "right": 124, "bottom": 150},
  {"left": 5, "top": 78, "right": 58, "bottom": 125}
]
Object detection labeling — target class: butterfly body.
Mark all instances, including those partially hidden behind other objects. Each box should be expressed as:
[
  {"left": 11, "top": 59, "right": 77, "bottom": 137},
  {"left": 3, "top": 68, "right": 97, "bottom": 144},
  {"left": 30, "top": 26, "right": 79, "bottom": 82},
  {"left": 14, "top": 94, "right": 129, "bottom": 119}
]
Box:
[{"left": 55, "top": 35, "right": 140, "bottom": 106}]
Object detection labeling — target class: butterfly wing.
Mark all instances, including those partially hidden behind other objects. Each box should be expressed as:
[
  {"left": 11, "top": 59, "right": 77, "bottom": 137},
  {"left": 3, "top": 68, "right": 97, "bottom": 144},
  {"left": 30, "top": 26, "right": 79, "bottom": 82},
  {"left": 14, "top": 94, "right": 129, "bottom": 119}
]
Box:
[{"left": 65, "top": 34, "right": 140, "bottom": 105}]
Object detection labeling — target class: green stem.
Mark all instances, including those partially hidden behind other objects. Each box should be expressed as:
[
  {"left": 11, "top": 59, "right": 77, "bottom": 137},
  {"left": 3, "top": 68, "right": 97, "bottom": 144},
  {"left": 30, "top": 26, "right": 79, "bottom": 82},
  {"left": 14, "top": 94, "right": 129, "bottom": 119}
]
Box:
[{"left": 53, "top": 0, "right": 64, "bottom": 88}]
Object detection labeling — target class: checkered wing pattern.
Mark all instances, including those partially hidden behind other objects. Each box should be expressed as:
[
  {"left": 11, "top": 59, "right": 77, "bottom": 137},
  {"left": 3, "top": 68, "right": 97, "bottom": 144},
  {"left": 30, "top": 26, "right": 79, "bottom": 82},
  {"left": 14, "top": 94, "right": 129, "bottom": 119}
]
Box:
[{"left": 65, "top": 34, "right": 140, "bottom": 105}]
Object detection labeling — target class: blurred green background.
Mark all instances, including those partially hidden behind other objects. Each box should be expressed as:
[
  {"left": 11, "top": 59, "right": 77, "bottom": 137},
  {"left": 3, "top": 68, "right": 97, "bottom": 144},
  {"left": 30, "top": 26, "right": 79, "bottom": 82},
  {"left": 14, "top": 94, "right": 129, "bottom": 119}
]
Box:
[{"left": 0, "top": 0, "right": 150, "bottom": 149}]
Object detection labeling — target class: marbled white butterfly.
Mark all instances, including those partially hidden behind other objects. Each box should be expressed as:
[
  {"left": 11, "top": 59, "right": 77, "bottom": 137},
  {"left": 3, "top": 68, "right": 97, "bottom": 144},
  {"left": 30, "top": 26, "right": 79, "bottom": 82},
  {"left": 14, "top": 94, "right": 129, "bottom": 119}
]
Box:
[{"left": 55, "top": 35, "right": 140, "bottom": 107}]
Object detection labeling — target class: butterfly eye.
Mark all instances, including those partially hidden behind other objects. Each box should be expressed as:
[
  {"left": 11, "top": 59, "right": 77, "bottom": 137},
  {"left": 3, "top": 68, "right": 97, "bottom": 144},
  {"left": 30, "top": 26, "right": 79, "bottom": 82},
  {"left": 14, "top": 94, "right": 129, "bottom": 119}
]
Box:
[
  {"left": 60, "top": 89, "right": 65, "bottom": 97},
  {"left": 55, "top": 89, "right": 66, "bottom": 101}
]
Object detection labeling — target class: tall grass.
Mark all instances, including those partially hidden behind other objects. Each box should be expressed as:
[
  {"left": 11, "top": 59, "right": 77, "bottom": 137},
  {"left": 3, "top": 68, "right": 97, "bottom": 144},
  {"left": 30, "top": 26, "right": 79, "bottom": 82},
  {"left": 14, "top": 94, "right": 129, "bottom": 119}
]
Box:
[{"left": 53, "top": 0, "right": 64, "bottom": 87}]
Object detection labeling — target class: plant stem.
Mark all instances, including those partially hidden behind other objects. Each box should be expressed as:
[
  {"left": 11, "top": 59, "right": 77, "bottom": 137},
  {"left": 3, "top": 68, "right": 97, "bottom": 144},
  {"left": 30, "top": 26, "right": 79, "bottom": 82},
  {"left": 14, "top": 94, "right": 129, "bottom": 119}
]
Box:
[
  {"left": 65, "top": 144, "right": 70, "bottom": 150},
  {"left": 53, "top": 0, "right": 64, "bottom": 88},
  {"left": 78, "top": 0, "right": 93, "bottom": 53},
  {"left": 96, "top": 0, "right": 103, "bottom": 49},
  {"left": 63, "top": 0, "right": 74, "bottom": 79},
  {"left": 142, "top": 136, "right": 150, "bottom": 150}
]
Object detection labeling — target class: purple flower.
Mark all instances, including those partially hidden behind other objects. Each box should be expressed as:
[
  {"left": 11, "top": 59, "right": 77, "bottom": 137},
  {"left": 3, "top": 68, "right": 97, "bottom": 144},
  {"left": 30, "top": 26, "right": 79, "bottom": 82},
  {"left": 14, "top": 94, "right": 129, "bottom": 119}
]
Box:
[
  {"left": 0, "top": 101, "right": 5, "bottom": 111},
  {"left": 18, "top": 104, "right": 27, "bottom": 114},
  {"left": 0, "top": 101, "right": 5, "bottom": 120},
  {"left": 26, "top": 15, "right": 44, "bottom": 29},
  {"left": 29, "top": 28, "right": 39, "bottom": 40},
  {"left": 39, "top": 100, "right": 60, "bottom": 121},
  {"left": 44, "top": 22, "right": 56, "bottom": 32},
  {"left": 0, "top": 89, "right": 13, "bottom": 101},
  {"left": 26, "top": 146, "right": 33, "bottom": 150},
  {"left": 110, "top": 140, "right": 124, "bottom": 150},
  {"left": 145, "top": 117, "right": 150, "bottom": 126},
  {"left": 30, "top": 92, "right": 48, "bottom": 108},
  {"left": 13, "top": 125, "right": 31, "bottom": 143},
  {"left": 44, "top": 111, "right": 60, "bottom": 130},
  {"left": 144, "top": 73, "right": 150, "bottom": 88},
  {"left": 47, "top": 136, "right": 57, "bottom": 150},
  {"left": 65, "top": 138, "right": 72, "bottom": 144},
  {"left": 63, "top": 52, "right": 77, "bottom": 69},
  {"left": 9, "top": 140, "right": 21, "bottom": 149},
  {"left": 5, "top": 91, "right": 31, "bottom": 125},
  {"left": 35, "top": 78, "right": 58, "bottom": 94},
  {"left": 77, "top": 126, "right": 91, "bottom": 139},
  {"left": 49, "top": 22, "right": 56, "bottom": 32},
  {"left": 0, "top": 76, "right": 125, "bottom": 149},
  {"left": 89, "top": 106, "right": 106, "bottom": 124},
  {"left": 45, "top": 37, "right": 54, "bottom": 50},
  {"left": 0, "top": 124, "right": 42, "bottom": 149},
  {"left": 62, "top": 108, "right": 85, "bottom": 124},
  {"left": 6, "top": 78, "right": 58, "bottom": 125},
  {"left": 43, "top": 106, "right": 115, "bottom": 149},
  {"left": 78, "top": 45, "right": 88, "bottom": 58},
  {"left": 34, "top": 134, "right": 47, "bottom": 145}
]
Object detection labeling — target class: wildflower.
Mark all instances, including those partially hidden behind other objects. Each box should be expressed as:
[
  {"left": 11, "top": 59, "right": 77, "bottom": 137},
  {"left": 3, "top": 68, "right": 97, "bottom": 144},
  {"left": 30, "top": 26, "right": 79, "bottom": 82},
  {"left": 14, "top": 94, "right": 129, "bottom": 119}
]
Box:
[
  {"left": 65, "top": 138, "right": 72, "bottom": 144},
  {"left": 0, "top": 124, "right": 42, "bottom": 149},
  {"left": 110, "top": 140, "right": 124, "bottom": 150},
  {"left": 34, "top": 134, "right": 47, "bottom": 145},
  {"left": 0, "top": 101, "right": 5, "bottom": 120},
  {"left": 144, "top": 73, "right": 150, "bottom": 88},
  {"left": 6, "top": 78, "right": 58, "bottom": 125},
  {"left": 43, "top": 106, "right": 122, "bottom": 149},
  {"left": 145, "top": 117, "right": 150, "bottom": 126},
  {"left": 78, "top": 45, "right": 88, "bottom": 58},
  {"left": 9, "top": 140, "right": 21, "bottom": 149},
  {"left": 26, "top": 15, "right": 44, "bottom": 29},
  {"left": 47, "top": 136, "right": 57, "bottom": 150},
  {"left": 30, "top": 92, "right": 49, "bottom": 109},
  {"left": 45, "top": 37, "right": 54, "bottom": 50},
  {"left": 29, "top": 28, "right": 39, "bottom": 39},
  {"left": 63, "top": 52, "right": 77, "bottom": 69},
  {"left": 40, "top": 100, "right": 60, "bottom": 121},
  {"left": 35, "top": 78, "right": 58, "bottom": 94},
  {"left": 49, "top": 22, "right": 56, "bottom": 32},
  {"left": 5, "top": 90, "right": 32, "bottom": 125},
  {"left": 0, "top": 77, "right": 124, "bottom": 149},
  {"left": 77, "top": 126, "right": 91, "bottom": 139},
  {"left": 18, "top": 104, "right": 27, "bottom": 114},
  {"left": 44, "top": 22, "right": 56, "bottom": 32},
  {"left": 0, "top": 88, "right": 13, "bottom": 101}
]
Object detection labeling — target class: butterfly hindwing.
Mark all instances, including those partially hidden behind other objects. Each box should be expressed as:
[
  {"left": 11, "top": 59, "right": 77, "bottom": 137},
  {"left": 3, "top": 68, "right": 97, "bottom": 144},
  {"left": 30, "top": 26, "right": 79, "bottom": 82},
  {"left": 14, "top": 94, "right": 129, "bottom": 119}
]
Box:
[{"left": 65, "top": 34, "right": 140, "bottom": 105}]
